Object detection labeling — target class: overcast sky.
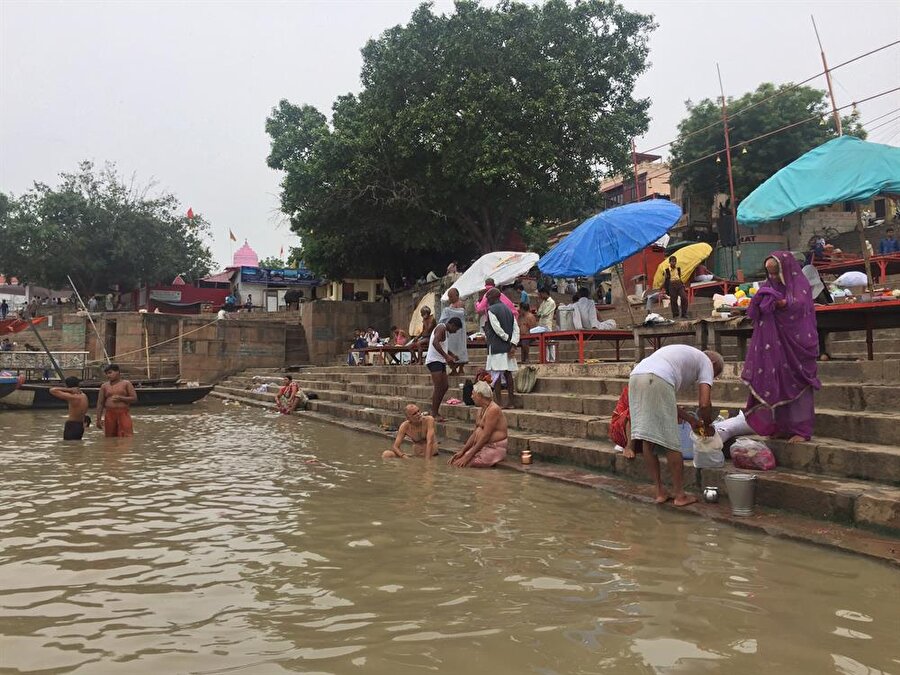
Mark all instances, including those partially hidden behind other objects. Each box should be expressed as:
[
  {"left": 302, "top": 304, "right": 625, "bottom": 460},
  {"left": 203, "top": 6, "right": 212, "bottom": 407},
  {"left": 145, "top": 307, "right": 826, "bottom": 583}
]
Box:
[{"left": 2, "top": 0, "right": 898, "bottom": 270}]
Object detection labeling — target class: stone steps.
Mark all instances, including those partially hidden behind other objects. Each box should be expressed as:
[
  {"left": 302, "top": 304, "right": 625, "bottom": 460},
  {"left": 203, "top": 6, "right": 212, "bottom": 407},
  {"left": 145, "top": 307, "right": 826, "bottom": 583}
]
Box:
[
  {"left": 213, "top": 377, "right": 900, "bottom": 486},
  {"left": 209, "top": 382, "right": 900, "bottom": 533},
  {"left": 226, "top": 371, "right": 900, "bottom": 447}
]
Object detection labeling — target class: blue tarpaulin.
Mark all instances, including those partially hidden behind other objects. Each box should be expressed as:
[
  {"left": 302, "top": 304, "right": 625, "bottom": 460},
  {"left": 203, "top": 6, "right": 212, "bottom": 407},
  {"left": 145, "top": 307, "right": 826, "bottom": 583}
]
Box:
[
  {"left": 537, "top": 200, "right": 683, "bottom": 277},
  {"left": 737, "top": 136, "right": 900, "bottom": 226}
]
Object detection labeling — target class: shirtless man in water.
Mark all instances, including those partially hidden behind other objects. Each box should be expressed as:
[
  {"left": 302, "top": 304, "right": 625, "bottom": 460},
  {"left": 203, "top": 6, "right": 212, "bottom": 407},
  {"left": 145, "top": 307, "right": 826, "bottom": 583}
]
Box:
[
  {"left": 449, "top": 381, "right": 509, "bottom": 468},
  {"left": 382, "top": 404, "right": 437, "bottom": 459},
  {"left": 49, "top": 376, "right": 91, "bottom": 440},
  {"left": 97, "top": 364, "right": 137, "bottom": 437}
]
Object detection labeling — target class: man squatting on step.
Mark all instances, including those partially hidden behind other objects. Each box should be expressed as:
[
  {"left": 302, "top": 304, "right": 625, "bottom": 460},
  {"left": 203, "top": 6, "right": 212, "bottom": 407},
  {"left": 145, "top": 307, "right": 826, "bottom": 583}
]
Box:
[
  {"left": 628, "top": 345, "right": 724, "bottom": 506},
  {"left": 49, "top": 377, "right": 92, "bottom": 440},
  {"left": 449, "top": 380, "right": 509, "bottom": 468}
]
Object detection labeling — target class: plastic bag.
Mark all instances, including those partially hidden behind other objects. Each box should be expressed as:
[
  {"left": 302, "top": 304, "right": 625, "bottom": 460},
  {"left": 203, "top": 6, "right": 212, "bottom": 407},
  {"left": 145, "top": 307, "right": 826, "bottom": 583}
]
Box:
[
  {"left": 731, "top": 437, "right": 776, "bottom": 471},
  {"left": 713, "top": 410, "right": 754, "bottom": 443},
  {"left": 514, "top": 365, "right": 538, "bottom": 394},
  {"left": 691, "top": 429, "right": 724, "bottom": 468},
  {"left": 678, "top": 421, "right": 694, "bottom": 460}
]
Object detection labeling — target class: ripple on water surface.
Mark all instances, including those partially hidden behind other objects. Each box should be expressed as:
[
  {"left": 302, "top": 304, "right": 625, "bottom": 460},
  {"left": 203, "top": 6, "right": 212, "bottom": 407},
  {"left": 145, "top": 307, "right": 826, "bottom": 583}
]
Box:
[{"left": 0, "top": 401, "right": 898, "bottom": 674}]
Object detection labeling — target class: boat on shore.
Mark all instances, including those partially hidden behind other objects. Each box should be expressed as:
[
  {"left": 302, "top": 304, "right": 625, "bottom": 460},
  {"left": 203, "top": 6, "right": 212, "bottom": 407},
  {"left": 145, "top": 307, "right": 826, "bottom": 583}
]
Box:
[
  {"left": 0, "top": 382, "right": 213, "bottom": 410},
  {"left": 0, "top": 375, "right": 20, "bottom": 400}
]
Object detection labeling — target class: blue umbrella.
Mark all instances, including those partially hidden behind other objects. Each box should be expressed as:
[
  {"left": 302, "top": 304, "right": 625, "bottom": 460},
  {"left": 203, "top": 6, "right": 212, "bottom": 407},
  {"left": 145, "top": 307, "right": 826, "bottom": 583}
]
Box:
[{"left": 538, "top": 200, "right": 683, "bottom": 277}]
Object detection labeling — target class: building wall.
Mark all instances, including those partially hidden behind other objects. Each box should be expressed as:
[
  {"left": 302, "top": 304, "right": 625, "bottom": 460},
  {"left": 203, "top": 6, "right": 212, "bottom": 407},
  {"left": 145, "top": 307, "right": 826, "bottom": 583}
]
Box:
[
  {"left": 64, "top": 313, "right": 289, "bottom": 382},
  {"left": 300, "top": 300, "right": 391, "bottom": 365},
  {"left": 325, "top": 279, "right": 385, "bottom": 302}
]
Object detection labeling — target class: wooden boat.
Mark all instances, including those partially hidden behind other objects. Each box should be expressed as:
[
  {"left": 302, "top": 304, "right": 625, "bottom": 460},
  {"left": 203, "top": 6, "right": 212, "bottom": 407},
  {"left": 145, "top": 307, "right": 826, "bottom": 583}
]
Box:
[{"left": 0, "top": 382, "right": 213, "bottom": 410}]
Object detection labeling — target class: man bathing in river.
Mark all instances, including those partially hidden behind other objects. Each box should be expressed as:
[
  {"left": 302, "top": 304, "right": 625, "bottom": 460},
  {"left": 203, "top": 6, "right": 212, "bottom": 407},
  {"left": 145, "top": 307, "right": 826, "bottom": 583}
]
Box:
[
  {"left": 449, "top": 381, "right": 508, "bottom": 468},
  {"left": 629, "top": 345, "right": 723, "bottom": 506},
  {"left": 97, "top": 364, "right": 137, "bottom": 437},
  {"left": 49, "top": 376, "right": 91, "bottom": 440},
  {"left": 382, "top": 404, "right": 437, "bottom": 459}
]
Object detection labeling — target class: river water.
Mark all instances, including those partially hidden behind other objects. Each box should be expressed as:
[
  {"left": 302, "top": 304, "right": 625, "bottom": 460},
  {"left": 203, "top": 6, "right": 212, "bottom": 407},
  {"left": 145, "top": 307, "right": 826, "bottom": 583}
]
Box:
[{"left": 0, "top": 400, "right": 897, "bottom": 674}]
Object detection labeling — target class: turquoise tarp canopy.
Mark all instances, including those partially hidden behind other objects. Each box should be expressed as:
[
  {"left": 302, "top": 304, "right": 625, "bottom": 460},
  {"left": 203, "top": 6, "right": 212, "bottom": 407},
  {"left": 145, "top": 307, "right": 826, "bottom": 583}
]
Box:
[{"left": 737, "top": 136, "right": 900, "bottom": 226}]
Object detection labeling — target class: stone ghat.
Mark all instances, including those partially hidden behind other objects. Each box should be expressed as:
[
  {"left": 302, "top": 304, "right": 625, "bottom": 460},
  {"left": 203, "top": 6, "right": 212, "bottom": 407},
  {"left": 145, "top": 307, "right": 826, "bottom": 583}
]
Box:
[{"left": 211, "top": 362, "right": 900, "bottom": 565}]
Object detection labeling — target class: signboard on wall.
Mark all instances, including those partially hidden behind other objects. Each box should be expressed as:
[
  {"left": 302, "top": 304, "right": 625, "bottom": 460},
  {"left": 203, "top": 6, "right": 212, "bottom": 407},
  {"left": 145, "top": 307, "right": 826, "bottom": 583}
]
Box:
[
  {"left": 240, "top": 266, "right": 322, "bottom": 286},
  {"left": 149, "top": 290, "right": 182, "bottom": 302}
]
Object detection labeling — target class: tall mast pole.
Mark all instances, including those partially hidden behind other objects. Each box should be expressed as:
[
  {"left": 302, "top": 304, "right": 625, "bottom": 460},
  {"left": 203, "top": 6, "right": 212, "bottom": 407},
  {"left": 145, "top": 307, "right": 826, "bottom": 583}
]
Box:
[
  {"left": 717, "top": 63, "right": 742, "bottom": 280},
  {"left": 630, "top": 138, "right": 641, "bottom": 203},
  {"left": 812, "top": 15, "right": 842, "bottom": 135}
]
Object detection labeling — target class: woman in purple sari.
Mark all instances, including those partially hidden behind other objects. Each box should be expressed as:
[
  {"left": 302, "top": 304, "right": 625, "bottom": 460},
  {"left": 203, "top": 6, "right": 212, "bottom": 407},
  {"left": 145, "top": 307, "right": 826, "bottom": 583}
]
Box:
[{"left": 742, "top": 251, "right": 821, "bottom": 442}]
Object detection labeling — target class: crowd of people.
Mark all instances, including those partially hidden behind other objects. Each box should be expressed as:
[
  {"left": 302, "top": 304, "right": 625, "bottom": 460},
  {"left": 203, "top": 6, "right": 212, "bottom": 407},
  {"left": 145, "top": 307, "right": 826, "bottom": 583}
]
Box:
[{"left": 367, "top": 248, "right": 830, "bottom": 498}]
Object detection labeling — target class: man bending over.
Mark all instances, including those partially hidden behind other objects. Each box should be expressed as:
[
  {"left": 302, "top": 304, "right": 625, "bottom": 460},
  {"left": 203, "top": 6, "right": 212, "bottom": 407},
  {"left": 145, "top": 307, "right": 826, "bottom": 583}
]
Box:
[{"left": 629, "top": 345, "right": 723, "bottom": 506}]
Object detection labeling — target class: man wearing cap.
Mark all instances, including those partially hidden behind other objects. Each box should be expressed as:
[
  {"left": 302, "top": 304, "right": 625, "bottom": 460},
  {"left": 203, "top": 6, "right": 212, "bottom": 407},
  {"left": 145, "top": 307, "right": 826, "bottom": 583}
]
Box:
[{"left": 97, "top": 364, "right": 137, "bottom": 437}]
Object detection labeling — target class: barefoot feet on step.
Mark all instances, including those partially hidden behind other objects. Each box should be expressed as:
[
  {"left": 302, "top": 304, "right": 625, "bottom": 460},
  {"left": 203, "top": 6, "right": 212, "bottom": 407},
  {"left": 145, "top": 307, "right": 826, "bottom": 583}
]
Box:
[{"left": 673, "top": 494, "right": 698, "bottom": 507}]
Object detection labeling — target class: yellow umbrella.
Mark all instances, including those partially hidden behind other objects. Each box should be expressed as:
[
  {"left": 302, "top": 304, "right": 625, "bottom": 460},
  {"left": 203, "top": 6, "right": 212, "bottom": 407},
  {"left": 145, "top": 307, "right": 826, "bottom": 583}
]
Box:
[{"left": 652, "top": 243, "right": 713, "bottom": 290}]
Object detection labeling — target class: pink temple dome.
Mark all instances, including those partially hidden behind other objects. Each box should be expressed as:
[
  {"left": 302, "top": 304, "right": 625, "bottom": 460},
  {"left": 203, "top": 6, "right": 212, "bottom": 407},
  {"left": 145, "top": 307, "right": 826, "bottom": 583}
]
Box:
[{"left": 233, "top": 240, "right": 259, "bottom": 268}]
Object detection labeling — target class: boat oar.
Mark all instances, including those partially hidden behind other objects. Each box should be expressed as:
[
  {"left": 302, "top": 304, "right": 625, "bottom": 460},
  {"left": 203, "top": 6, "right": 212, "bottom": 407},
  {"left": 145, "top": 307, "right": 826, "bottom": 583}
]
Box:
[{"left": 28, "top": 320, "right": 66, "bottom": 381}]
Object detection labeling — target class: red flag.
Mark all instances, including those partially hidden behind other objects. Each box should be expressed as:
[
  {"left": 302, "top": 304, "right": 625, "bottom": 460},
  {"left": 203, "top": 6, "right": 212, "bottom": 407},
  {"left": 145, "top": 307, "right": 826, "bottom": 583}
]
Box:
[
  {"left": 187, "top": 207, "right": 194, "bottom": 220},
  {"left": 279, "top": 245, "right": 284, "bottom": 258}
]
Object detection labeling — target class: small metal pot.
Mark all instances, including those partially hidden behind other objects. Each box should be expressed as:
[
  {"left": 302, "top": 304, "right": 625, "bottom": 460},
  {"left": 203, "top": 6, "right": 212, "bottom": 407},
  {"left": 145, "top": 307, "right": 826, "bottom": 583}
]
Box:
[
  {"left": 702, "top": 486, "right": 719, "bottom": 503},
  {"left": 521, "top": 450, "right": 533, "bottom": 465}
]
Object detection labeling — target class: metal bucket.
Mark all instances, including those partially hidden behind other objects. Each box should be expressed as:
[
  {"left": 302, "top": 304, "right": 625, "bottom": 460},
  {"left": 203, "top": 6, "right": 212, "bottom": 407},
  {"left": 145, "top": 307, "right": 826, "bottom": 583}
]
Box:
[
  {"left": 725, "top": 473, "right": 757, "bottom": 516},
  {"left": 558, "top": 307, "right": 575, "bottom": 331}
]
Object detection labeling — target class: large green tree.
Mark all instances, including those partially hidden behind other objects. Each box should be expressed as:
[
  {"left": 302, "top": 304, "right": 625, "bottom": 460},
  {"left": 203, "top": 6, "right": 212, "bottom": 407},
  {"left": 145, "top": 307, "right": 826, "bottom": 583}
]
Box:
[
  {"left": 670, "top": 82, "right": 865, "bottom": 204},
  {"left": 0, "top": 162, "right": 213, "bottom": 294},
  {"left": 266, "top": 0, "right": 654, "bottom": 279}
]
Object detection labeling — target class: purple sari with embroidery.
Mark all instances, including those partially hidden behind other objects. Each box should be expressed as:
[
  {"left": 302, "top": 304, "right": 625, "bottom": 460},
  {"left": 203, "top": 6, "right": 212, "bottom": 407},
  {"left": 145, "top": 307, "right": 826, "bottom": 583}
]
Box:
[{"left": 741, "top": 251, "right": 821, "bottom": 440}]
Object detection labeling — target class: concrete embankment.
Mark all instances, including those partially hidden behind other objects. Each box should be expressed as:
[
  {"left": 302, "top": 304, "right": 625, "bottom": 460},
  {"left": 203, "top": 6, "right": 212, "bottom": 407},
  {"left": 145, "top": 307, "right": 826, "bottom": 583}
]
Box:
[{"left": 210, "top": 360, "right": 900, "bottom": 567}]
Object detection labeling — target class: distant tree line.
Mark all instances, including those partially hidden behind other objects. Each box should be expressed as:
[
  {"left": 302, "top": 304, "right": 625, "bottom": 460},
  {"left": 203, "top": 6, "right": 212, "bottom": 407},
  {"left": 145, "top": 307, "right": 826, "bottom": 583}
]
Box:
[{"left": 0, "top": 161, "right": 213, "bottom": 296}]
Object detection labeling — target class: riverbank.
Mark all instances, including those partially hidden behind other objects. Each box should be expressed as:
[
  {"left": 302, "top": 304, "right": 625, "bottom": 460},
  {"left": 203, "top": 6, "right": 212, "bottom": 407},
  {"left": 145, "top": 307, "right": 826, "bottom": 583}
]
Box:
[{"left": 211, "top": 365, "right": 900, "bottom": 568}]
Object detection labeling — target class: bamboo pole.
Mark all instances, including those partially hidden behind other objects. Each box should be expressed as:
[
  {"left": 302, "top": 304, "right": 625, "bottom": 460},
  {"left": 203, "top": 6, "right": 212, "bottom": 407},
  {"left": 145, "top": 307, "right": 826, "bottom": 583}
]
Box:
[
  {"left": 856, "top": 204, "right": 875, "bottom": 291},
  {"left": 143, "top": 320, "right": 152, "bottom": 378},
  {"left": 615, "top": 265, "right": 638, "bottom": 327},
  {"left": 67, "top": 275, "right": 111, "bottom": 364},
  {"left": 717, "top": 63, "right": 742, "bottom": 281},
  {"left": 28, "top": 321, "right": 66, "bottom": 381},
  {"left": 812, "top": 15, "right": 843, "bottom": 136}
]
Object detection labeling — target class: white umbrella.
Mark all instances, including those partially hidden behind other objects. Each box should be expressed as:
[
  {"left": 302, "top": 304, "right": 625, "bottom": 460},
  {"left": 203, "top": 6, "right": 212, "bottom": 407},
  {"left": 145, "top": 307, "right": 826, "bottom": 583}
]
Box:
[{"left": 441, "top": 251, "right": 539, "bottom": 302}]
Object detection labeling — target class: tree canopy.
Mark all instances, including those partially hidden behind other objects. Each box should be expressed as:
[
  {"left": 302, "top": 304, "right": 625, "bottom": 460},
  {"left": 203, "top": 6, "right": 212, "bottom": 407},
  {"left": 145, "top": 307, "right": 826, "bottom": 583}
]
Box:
[
  {"left": 257, "top": 256, "right": 287, "bottom": 270},
  {"left": 266, "top": 0, "right": 654, "bottom": 280},
  {"left": 670, "top": 82, "right": 865, "bottom": 204},
  {"left": 0, "top": 162, "right": 213, "bottom": 295}
]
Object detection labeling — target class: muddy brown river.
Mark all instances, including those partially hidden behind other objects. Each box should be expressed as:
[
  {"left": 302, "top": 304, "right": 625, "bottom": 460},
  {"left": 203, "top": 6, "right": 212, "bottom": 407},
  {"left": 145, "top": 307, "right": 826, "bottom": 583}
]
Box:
[{"left": 1, "top": 400, "right": 897, "bottom": 674}]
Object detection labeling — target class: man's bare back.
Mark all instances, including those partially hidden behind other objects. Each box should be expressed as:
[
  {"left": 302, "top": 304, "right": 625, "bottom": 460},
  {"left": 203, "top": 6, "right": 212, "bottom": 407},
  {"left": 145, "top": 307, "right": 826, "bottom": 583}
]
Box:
[{"left": 50, "top": 377, "right": 91, "bottom": 440}]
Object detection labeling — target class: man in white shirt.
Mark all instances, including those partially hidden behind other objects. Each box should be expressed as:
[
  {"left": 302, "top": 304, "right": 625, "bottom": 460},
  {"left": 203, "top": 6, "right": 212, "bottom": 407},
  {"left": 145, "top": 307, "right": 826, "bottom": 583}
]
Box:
[
  {"left": 574, "top": 287, "right": 616, "bottom": 330},
  {"left": 629, "top": 345, "right": 724, "bottom": 506}
]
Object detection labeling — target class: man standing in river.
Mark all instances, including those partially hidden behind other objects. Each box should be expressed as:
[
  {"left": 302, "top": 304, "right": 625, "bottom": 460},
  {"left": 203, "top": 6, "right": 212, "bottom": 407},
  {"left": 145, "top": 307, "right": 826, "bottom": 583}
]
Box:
[
  {"left": 97, "top": 364, "right": 137, "bottom": 437},
  {"left": 49, "top": 376, "right": 91, "bottom": 440}
]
